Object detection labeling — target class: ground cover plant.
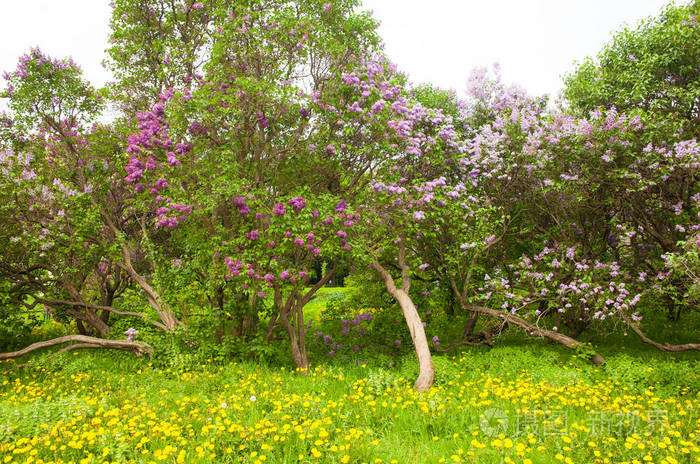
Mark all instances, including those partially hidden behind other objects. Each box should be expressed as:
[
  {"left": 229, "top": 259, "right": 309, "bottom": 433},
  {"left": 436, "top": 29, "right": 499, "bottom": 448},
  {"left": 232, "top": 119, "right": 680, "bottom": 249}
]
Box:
[
  {"left": 0, "top": 0, "right": 698, "bottom": 462},
  {"left": 0, "top": 325, "right": 698, "bottom": 464}
]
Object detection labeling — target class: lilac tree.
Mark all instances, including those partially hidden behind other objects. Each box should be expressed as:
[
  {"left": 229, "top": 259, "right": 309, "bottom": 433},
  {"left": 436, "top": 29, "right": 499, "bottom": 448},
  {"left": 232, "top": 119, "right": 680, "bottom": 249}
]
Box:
[{"left": 0, "top": 49, "right": 154, "bottom": 356}]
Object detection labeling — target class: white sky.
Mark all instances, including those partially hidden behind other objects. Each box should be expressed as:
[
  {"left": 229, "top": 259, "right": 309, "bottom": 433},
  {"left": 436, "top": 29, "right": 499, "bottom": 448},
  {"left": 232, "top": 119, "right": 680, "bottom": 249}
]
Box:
[{"left": 0, "top": 0, "right": 673, "bottom": 104}]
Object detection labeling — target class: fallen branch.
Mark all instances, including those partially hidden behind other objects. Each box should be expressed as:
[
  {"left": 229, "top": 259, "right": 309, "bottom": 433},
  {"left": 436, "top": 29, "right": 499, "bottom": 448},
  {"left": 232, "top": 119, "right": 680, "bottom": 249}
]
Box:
[
  {"left": 448, "top": 275, "right": 604, "bottom": 364},
  {"left": 0, "top": 335, "right": 153, "bottom": 360},
  {"left": 465, "top": 303, "right": 605, "bottom": 364},
  {"left": 621, "top": 312, "right": 700, "bottom": 352}
]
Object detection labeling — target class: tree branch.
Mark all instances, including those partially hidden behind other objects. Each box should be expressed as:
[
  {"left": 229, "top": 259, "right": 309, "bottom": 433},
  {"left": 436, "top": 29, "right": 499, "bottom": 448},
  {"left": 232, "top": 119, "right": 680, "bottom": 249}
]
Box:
[
  {"left": 620, "top": 311, "right": 700, "bottom": 352},
  {"left": 0, "top": 335, "right": 153, "bottom": 360}
]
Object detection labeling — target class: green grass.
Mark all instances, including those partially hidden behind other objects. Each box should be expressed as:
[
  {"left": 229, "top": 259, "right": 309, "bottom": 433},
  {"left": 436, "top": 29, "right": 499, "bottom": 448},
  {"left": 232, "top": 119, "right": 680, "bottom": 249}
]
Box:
[
  {"left": 0, "top": 326, "right": 698, "bottom": 464},
  {"left": 304, "top": 286, "right": 354, "bottom": 320}
]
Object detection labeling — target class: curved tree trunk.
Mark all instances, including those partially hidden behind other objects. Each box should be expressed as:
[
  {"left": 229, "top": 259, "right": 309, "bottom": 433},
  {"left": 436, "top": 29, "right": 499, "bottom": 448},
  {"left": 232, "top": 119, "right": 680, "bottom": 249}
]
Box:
[
  {"left": 448, "top": 276, "right": 605, "bottom": 365},
  {"left": 100, "top": 212, "right": 182, "bottom": 332},
  {"left": 393, "top": 289, "right": 434, "bottom": 390},
  {"left": 116, "top": 245, "right": 181, "bottom": 331},
  {"left": 0, "top": 335, "right": 152, "bottom": 360},
  {"left": 59, "top": 279, "right": 111, "bottom": 337},
  {"left": 621, "top": 311, "right": 700, "bottom": 352},
  {"left": 372, "top": 244, "right": 434, "bottom": 391}
]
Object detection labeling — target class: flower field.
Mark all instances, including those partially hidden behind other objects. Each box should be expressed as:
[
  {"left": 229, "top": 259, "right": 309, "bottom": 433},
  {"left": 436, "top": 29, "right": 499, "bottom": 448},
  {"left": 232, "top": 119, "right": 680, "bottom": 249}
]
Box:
[
  {"left": 1, "top": 343, "right": 698, "bottom": 464},
  {"left": 0, "top": 1, "right": 699, "bottom": 463}
]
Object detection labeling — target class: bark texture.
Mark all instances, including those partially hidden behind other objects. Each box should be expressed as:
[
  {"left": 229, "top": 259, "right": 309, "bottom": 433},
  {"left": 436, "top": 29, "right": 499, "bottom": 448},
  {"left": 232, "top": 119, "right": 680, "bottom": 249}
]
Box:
[
  {"left": 0, "top": 335, "right": 153, "bottom": 360},
  {"left": 621, "top": 312, "right": 700, "bottom": 352},
  {"left": 448, "top": 276, "right": 605, "bottom": 365},
  {"left": 372, "top": 244, "right": 434, "bottom": 391}
]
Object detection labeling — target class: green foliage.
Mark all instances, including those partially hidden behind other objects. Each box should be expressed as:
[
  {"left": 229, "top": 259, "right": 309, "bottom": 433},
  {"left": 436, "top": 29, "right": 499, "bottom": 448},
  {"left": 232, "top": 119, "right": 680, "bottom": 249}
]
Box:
[
  {"left": 564, "top": 1, "right": 700, "bottom": 138},
  {"left": 2, "top": 48, "right": 103, "bottom": 130}
]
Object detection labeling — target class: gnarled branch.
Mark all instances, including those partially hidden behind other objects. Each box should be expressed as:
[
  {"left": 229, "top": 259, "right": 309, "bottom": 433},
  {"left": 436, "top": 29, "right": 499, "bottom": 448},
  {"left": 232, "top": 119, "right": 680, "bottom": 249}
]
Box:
[
  {"left": 621, "top": 311, "right": 700, "bottom": 352},
  {"left": 0, "top": 335, "right": 153, "bottom": 360}
]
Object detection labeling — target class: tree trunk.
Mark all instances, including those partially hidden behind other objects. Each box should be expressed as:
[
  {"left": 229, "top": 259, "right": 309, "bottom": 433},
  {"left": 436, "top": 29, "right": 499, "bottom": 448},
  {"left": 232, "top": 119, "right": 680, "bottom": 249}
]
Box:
[
  {"left": 289, "top": 316, "right": 310, "bottom": 373},
  {"left": 448, "top": 276, "right": 605, "bottom": 365},
  {"left": 0, "top": 335, "right": 152, "bottom": 360},
  {"left": 621, "top": 311, "right": 700, "bottom": 352},
  {"left": 371, "top": 246, "right": 434, "bottom": 391},
  {"left": 264, "top": 313, "right": 278, "bottom": 343},
  {"left": 279, "top": 305, "right": 310, "bottom": 373},
  {"left": 76, "top": 319, "right": 88, "bottom": 335},
  {"left": 273, "top": 268, "right": 338, "bottom": 372},
  {"left": 64, "top": 306, "right": 110, "bottom": 337},
  {"left": 393, "top": 289, "right": 434, "bottom": 391},
  {"left": 463, "top": 311, "right": 479, "bottom": 338},
  {"left": 116, "top": 246, "right": 181, "bottom": 331},
  {"left": 60, "top": 279, "right": 111, "bottom": 337}
]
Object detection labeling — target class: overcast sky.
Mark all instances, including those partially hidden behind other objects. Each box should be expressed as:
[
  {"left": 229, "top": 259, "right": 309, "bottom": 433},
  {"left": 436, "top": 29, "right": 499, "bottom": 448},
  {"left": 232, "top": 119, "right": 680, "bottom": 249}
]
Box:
[{"left": 1, "top": 0, "right": 673, "bottom": 102}]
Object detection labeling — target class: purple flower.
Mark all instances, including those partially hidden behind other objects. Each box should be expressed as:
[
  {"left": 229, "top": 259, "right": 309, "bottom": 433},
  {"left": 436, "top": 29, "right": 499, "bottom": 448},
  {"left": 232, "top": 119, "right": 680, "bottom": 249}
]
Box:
[
  {"left": 394, "top": 340, "right": 401, "bottom": 346},
  {"left": 125, "top": 328, "right": 138, "bottom": 341},
  {"left": 431, "top": 335, "right": 439, "bottom": 346},
  {"left": 413, "top": 210, "right": 426, "bottom": 220},
  {"left": 264, "top": 273, "right": 275, "bottom": 281},
  {"left": 273, "top": 202, "right": 286, "bottom": 216},
  {"left": 246, "top": 230, "right": 259, "bottom": 240},
  {"left": 280, "top": 270, "right": 290, "bottom": 280},
  {"left": 234, "top": 196, "right": 250, "bottom": 214},
  {"left": 323, "top": 3, "right": 332, "bottom": 12},
  {"left": 337, "top": 230, "right": 347, "bottom": 238},
  {"left": 418, "top": 263, "right": 429, "bottom": 270},
  {"left": 287, "top": 196, "right": 307, "bottom": 212},
  {"left": 335, "top": 200, "right": 347, "bottom": 213}
]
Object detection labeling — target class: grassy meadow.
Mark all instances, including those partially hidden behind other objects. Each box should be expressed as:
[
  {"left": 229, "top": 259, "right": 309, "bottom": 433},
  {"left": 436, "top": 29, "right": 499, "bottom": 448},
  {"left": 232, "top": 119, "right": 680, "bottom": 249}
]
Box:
[{"left": 1, "top": 308, "right": 698, "bottom": 464}]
